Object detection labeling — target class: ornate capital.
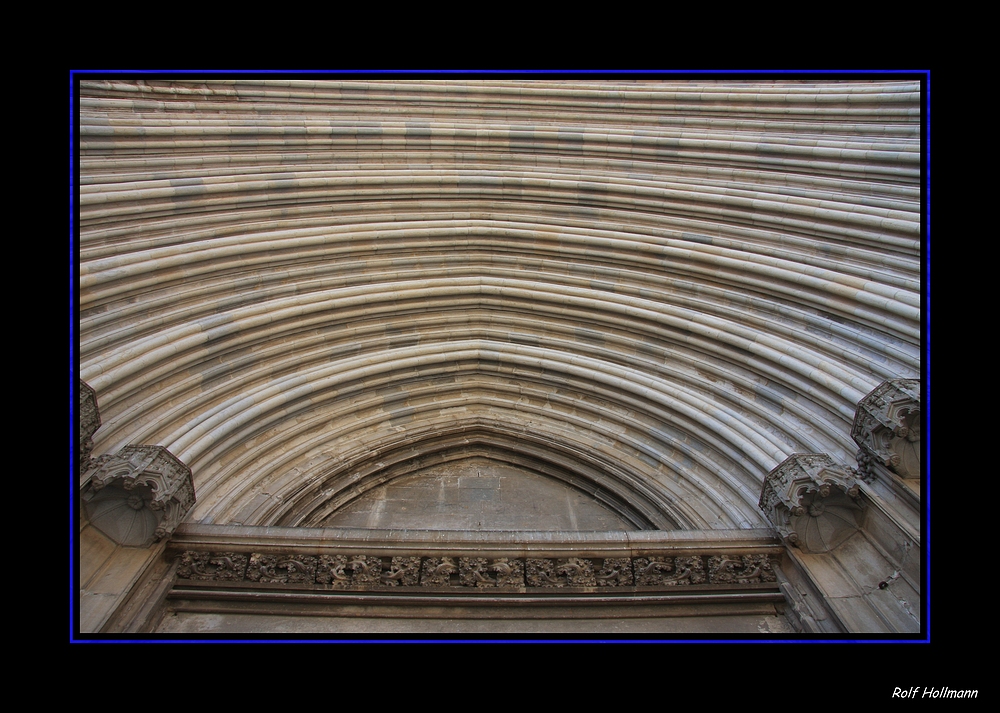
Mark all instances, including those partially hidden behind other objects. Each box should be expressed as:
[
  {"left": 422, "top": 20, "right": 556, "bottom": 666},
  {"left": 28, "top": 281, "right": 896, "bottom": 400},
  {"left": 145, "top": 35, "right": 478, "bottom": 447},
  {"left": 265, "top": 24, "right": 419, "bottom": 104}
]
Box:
[
  {"left": 759, "top": 453, "right": 862, "bottom": 553},
  {"left": 851, "top": 379, "right": 920, "bottom": 479},
  {"left": 79, "top": 380, "right": 101, "bottom": 474},
  {"left": 83, "top": 445, "right": 195, "bottom": 546}
]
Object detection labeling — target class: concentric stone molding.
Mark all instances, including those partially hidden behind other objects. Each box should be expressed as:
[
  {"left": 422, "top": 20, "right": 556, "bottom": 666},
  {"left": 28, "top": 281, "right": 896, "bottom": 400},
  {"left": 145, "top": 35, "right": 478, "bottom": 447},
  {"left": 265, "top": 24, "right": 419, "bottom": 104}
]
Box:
[
  {"left": 79, "top": 78, "right": 920, "bottom": 533},
  {"left": 175, "top": 550, "right": 777, "bottom": 589}
]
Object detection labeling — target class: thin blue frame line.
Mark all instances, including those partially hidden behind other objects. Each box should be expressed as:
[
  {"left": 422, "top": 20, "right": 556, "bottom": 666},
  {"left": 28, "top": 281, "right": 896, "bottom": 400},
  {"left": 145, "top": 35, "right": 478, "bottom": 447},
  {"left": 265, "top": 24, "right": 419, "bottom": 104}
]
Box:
[
  {"left": 923, "top": 69, "right": 931, "bottom": 644},
  {"left": 69, "top": 69, "right": 77, "bottom": 642},
  {"left": 73, "top": 636, "right": 921, "bottom": 644}
]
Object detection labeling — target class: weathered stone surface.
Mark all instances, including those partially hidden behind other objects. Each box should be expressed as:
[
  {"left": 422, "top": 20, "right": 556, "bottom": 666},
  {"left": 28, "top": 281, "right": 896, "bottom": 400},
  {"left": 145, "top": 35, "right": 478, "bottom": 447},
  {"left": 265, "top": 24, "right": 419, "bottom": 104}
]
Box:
[
  {"left": 79, "top": 380, "right": 100, "bottom": 476},
  {"left": 82, "top": 445, "right": 195, "bottom": 546},
  {"left": 759, "top": 453, "right": 862, "bottom": 553},
  {"left": 852, "top": 379, "right": 921, "bottom": 480},
  {"left": 76, "top": 77, "right": 923, "bottom": 636},
  {"left": 78, "top": 79, "right": 920, "bottom": 537}
]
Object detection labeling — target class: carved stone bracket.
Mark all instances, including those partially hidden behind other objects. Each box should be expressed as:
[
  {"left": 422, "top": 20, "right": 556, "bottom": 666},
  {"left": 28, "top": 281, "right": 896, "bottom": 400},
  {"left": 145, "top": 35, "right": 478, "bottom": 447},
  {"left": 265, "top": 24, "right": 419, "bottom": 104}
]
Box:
[
  {"left": 851, "top": 379, "right": 920, "bottom": 480},
  {"left": 759, "top": 453, "right": 863, "bottom": 553},
  {"left": 79, "top": 380, "right": 101, "bottom": 475},
  {"left": 82, "top": 445, "right": 195, "bottom": 546}
]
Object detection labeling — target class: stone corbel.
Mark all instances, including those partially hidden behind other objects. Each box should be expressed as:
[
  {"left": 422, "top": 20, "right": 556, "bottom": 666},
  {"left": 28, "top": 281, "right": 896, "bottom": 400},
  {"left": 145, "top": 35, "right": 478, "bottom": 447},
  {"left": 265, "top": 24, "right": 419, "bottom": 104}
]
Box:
[
  {"left": 82, "top": 445, "right": 195, "bottom": 547},
  {"left": 851, "top": 379, "right": 920, "bottom": 480},
  {"left": 759, "top": 453, "right": 863, "bottom": 554}
]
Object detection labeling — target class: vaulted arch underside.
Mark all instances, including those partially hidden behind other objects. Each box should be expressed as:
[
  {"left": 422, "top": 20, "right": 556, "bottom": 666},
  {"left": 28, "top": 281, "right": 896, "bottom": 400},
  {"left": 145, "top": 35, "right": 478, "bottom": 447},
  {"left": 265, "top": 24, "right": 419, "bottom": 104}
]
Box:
[{"left": 78, "top": 79, "right": 921, "bottom": 535}]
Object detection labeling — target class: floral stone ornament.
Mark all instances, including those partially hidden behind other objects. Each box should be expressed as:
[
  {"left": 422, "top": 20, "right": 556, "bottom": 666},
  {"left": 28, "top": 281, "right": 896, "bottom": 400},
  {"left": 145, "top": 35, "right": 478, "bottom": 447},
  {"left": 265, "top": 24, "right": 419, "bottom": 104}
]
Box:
[
  {"left": 851, "top": 379, "right": 921, "bottom": 480},
  {"left": 82, "top": 445, "right": 195, "bottom": 547},
  {"left": 759, "top": 453, "right": 863, "bottom": 554}
]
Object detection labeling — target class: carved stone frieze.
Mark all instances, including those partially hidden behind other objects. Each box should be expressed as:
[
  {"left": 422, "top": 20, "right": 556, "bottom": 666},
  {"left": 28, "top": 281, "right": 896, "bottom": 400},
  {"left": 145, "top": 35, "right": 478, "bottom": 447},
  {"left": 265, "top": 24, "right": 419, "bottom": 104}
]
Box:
[
  {"left": 170, "top": 551, "right": 779, "bottom": 590},
  {"left": 82, "top": 445, "right": 195, "bottom": 546},
  {"left": 708, "top": 554, "right": 776, "bottom": 584},
  {"left": 247, "top": 554, "right": 318, "bottom": 584},
  {"left": 79, "top": 380, "right": 100, "bottom": 474},
  {"left": 460, "top": 557, "right": 524, "bottom": 588},
  {"left": 851, "top": 379, "right": 921, "bottom": 479},
  {"left": 176, "top": 551, "right": 248, "bottom": 581},
  {"left": 381, "top": 556, "right": 421, "bottom": 586},
  {"left": 315, "top": 555, "right": 351, "bottom": 586},
  {"left": 759, "top": 453, "right": 863, "bottom": 553},
  {"left": 420, "top": 557, "right": 459, "bottom": 586},
  {"left": 634, "top": 556, "right": 705, "bottom": 585},
  {"left": 315, "top": 554, "right": 383, "bottom": 586},
  {"left": 667, "top": 556, "right": 706, "bottom": 584},
  {"left": 346, "top": 555, "right": 382, "bottom": 585},
  {"left": 595, "top": 557, "right": 634, "bottom": 586},
  {"left": 634, "top": 556, "right": 674, "bottom": 586},
  {"left": 526, "top": 557, "right": 597, "bottom": 587},
  {"left": 525, "top": 559, "right": 559, "bottom": 587}
]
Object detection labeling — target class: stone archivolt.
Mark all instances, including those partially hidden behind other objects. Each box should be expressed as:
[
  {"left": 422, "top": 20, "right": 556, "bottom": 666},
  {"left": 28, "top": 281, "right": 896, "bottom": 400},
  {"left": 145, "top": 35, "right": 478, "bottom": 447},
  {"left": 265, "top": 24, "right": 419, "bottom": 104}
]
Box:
[{"left": 76, "top": 77, "right": 922, "bottom": 634}]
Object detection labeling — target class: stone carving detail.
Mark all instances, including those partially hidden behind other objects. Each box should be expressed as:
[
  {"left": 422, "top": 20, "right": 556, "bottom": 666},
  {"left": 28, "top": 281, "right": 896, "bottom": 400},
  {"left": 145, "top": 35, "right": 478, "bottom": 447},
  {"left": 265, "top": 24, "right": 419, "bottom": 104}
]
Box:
[
  {"left": 634, "top": 556, "right": 674, "bottom": 586},
  {"left": 759, "top": 453, "right": 863, "bottom": 553},
  {"left": 79, "top": 380, "right": 101, "bottom": 474},
  {"left": 667, "top": 556, "right": 705, "bottom": 585},
  {"left": 708, "top": 555, "right": 776, "bottom": 584},
  {"left": 851, "top": 379, "right": 920, "bottom": 479},
  {"left": 526, "top": 557, "right": 597, "bottom": 587},
  {"left": 82, "top": 445, "right": 195, "bottom": 546},
  {"left": 633, "top": 556, "right": 705, "bottom": 585},
  {"left": 421, "top": 557, "right": 459, "bottom": 586},
  {"left": 316, "top": 555, "right": 351, "bottom": 586},
  {"left": 381, "top": 556, "right": 421, "bottom": 586},
  {"left": 460, "top": 557, "right": 524, "bottom": 588},
  {"left": 346, "top": 555, "right": 382, "bottom": 585},
  {"left": 854, "top": 448, "right": 874, "bottom": 482},
  {"left": 526, "top": 559, "right": 560, "bottom": 587},
  {"left": 596, "top": 557, "right": 634, "bottom": 586},
  {"left": 247, "top": 554, "right": 318, "bottom": 584},
  {"left": 176, "top": 551, "right": 248, "bottom": 581},
  {"left": 315, "top": 555, "right": 383, "bottom": 586},
  {"left": 167, "top": 551, "right": 779, "bottom": 589}
]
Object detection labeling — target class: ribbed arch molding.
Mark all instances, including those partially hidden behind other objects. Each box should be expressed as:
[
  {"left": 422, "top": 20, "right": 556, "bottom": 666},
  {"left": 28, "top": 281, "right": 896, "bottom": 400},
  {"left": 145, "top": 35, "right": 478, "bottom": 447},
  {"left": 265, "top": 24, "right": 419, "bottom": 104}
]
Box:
[{"left": 78, "top": 78, "right": 920, "bottom": 531}]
